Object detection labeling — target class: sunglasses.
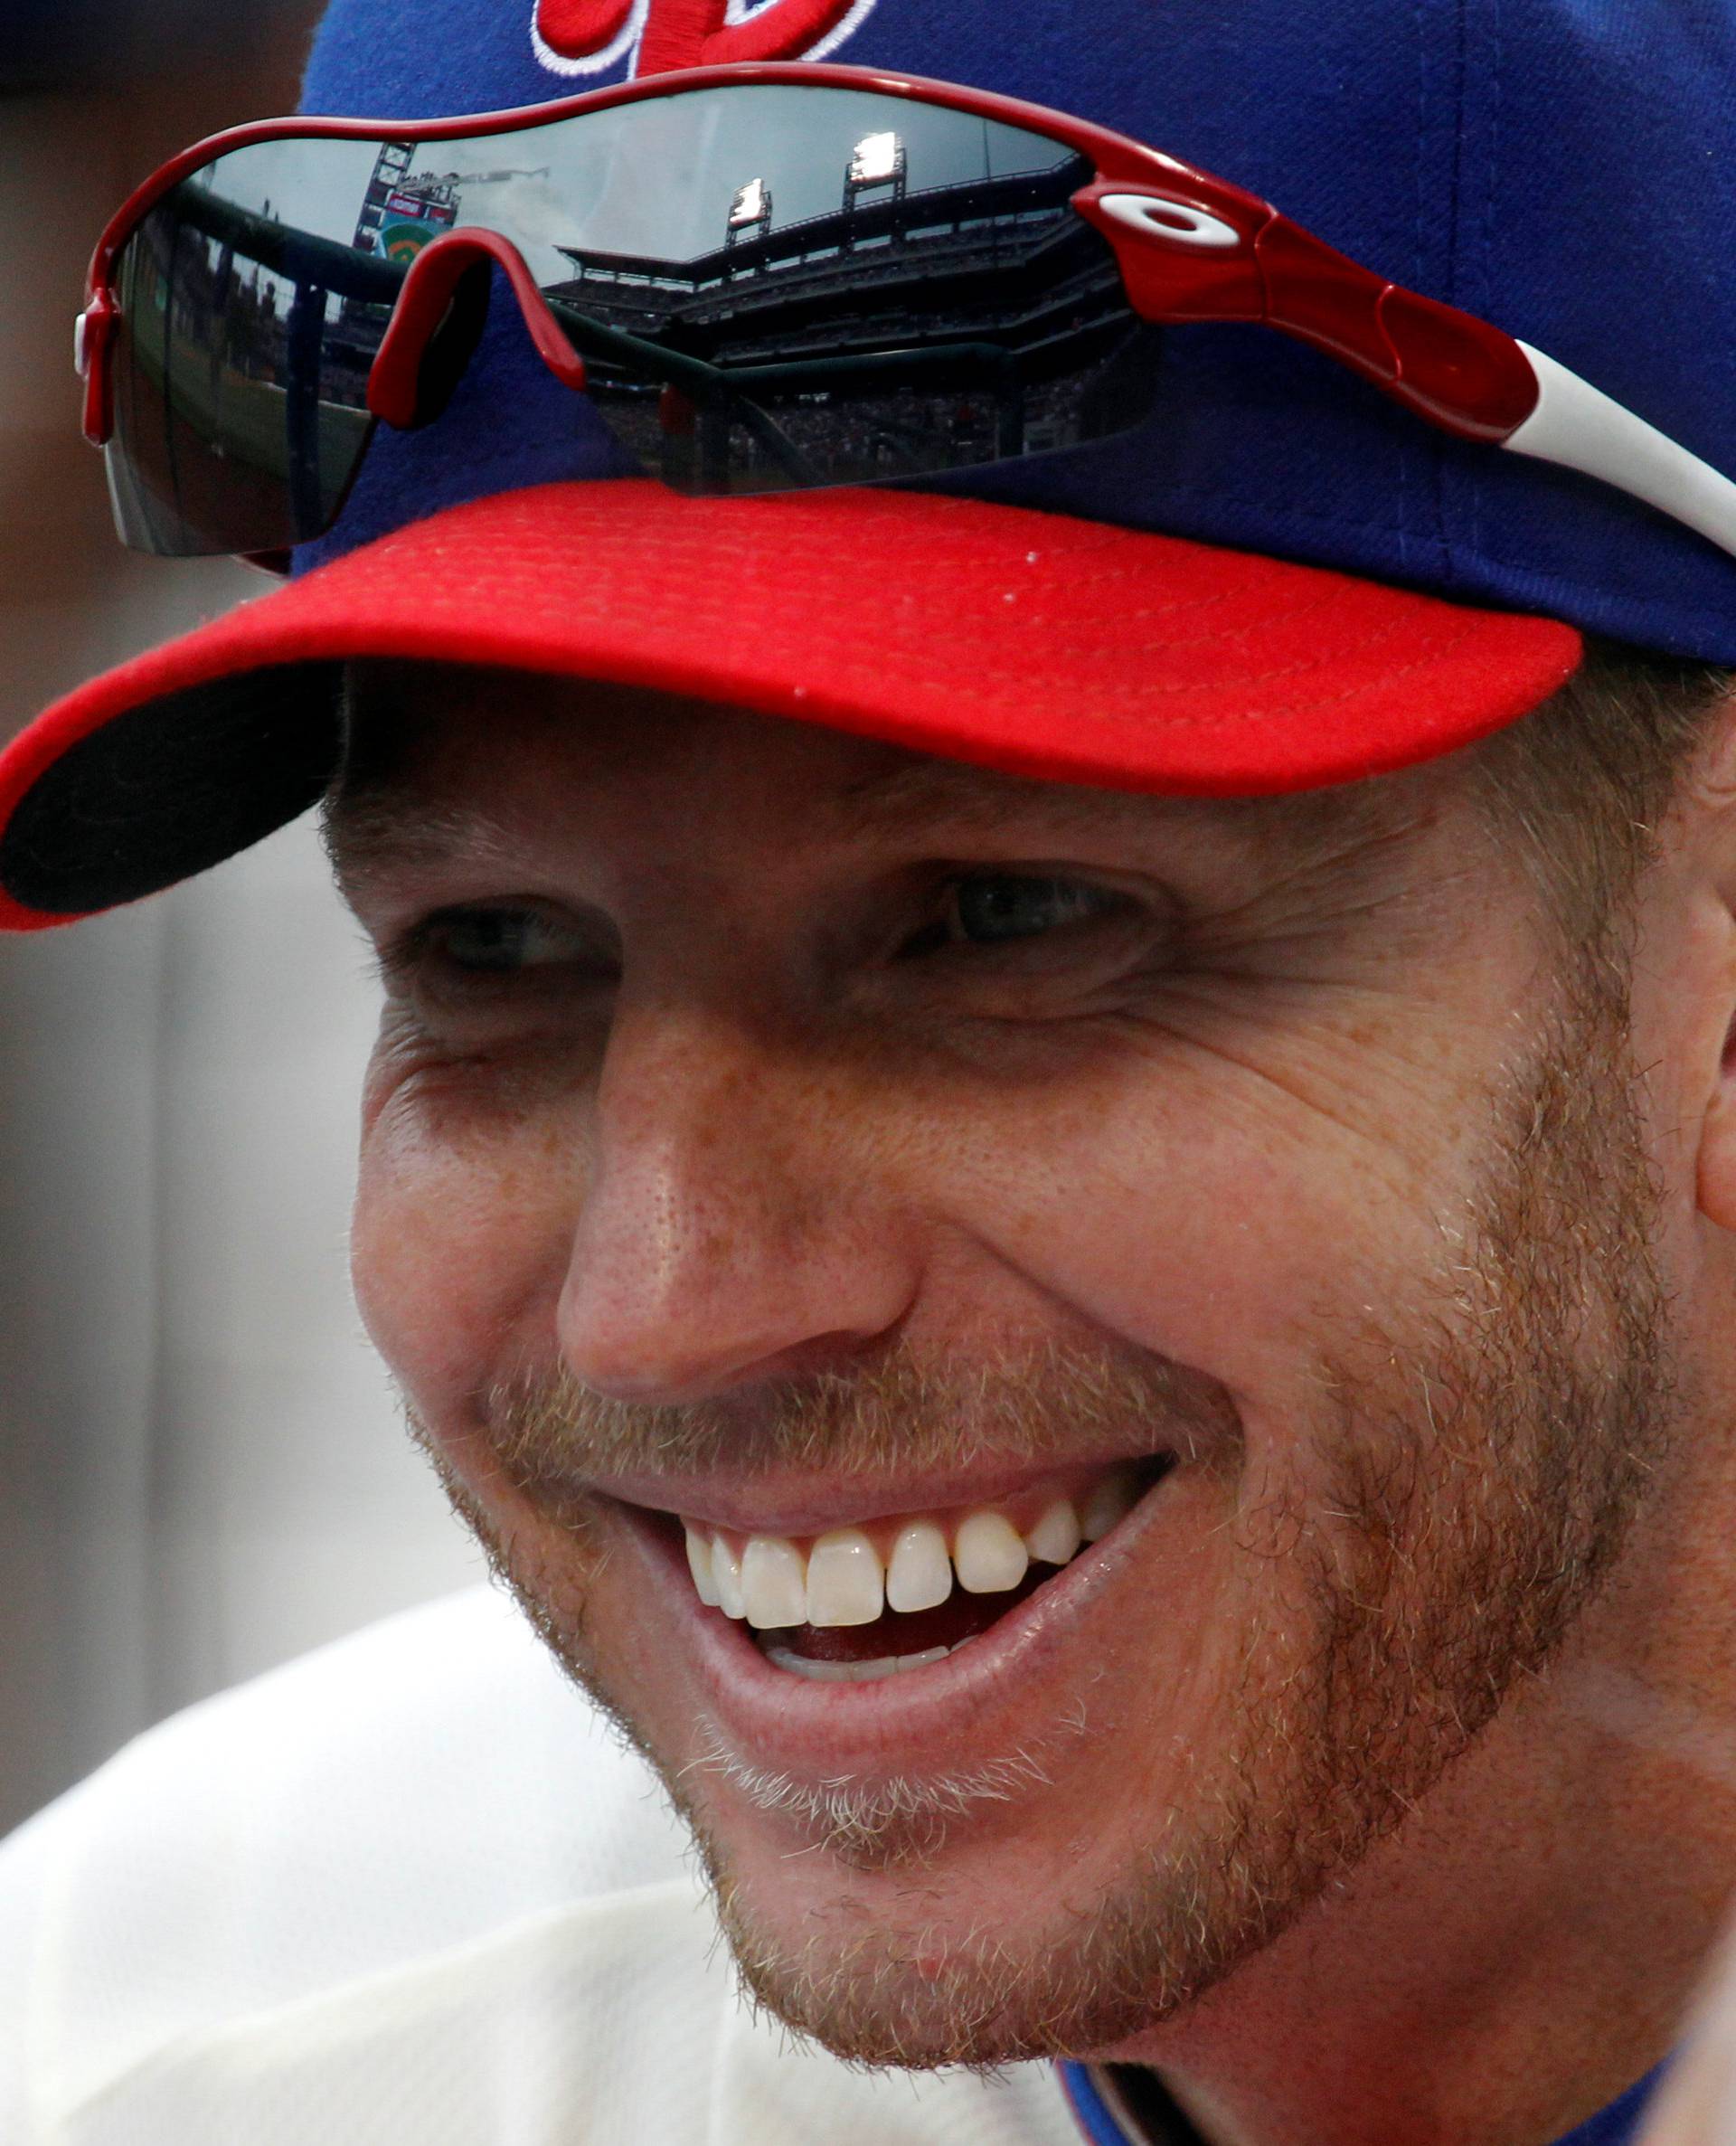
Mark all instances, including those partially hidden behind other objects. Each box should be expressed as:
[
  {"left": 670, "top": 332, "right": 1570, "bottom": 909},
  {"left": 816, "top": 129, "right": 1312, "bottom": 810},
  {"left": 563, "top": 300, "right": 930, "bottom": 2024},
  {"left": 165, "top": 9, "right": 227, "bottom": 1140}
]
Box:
[{"left": 75, "top": 60, "right": 1736, "bottom": 571}]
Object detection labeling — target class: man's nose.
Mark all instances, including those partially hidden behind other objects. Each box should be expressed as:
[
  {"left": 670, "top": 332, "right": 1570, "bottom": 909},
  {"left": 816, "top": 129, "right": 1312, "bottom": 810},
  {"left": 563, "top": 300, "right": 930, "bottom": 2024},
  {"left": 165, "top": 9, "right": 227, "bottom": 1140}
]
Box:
[{"left": 555, "top": 1002, "right": 919, "bottom": 1404}]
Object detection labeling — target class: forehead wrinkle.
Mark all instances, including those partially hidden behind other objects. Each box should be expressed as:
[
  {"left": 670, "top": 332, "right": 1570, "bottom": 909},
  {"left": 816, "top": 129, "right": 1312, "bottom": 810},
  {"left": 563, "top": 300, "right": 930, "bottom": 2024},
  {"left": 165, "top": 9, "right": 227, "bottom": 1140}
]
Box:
[
  {"left": 822, "top": 757, "right": 1127, "bottom": 844},
  {"left": 823, "top": 751, "right": 1398, "bottom": 867}
]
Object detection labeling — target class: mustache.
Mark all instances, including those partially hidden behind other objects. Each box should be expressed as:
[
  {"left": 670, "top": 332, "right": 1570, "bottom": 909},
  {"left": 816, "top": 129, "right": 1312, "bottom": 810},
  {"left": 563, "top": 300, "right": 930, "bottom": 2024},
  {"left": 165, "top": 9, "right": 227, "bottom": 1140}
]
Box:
[{"left": 473, "top": 1338, "right": 1241, "bottom": 1502}]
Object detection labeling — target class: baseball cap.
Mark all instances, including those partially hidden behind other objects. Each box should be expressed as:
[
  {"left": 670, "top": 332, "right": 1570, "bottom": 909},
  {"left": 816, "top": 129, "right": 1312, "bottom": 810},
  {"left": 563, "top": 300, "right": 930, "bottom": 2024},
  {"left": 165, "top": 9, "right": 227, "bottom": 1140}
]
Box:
[{"left": 5, "top": 0, "right": 1734, "bottom": 928}]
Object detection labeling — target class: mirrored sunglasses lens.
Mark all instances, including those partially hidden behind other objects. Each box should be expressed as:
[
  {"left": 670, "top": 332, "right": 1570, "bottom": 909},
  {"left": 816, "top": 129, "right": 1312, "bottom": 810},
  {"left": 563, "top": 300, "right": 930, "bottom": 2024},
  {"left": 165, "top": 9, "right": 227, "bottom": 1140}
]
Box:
[
  {"left": 106, "top": 83, "right": 1161, "bottom": 553},
  {"left": 530, "top": 83, "right": 1161, "bottom": 494}
]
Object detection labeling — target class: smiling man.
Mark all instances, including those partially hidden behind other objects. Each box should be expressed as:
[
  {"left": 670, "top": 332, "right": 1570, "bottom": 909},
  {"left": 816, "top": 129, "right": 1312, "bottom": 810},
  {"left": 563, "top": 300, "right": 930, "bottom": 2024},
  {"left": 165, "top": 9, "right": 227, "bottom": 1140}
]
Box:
[
  {"left": 329, "top": 649, "right": 1701, "bottom": 2108},
  {"left": 6, "top": 2, "right": 1736, "bottom": 2143}
]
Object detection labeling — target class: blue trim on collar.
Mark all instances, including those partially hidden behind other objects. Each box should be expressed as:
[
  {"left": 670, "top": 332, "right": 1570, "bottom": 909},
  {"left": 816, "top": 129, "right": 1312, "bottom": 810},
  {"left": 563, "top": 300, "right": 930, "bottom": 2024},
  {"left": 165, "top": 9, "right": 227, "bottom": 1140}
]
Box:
[
  {"left": 1554, "top": 2062, "right": 1669, "bottom": 2146},
  {"left": 1057, "top": 2063, "right": 1140, "bottom": 2146},
  {"left": 1055, "top": 2058, "right": 1669, "bottom": 2146}
]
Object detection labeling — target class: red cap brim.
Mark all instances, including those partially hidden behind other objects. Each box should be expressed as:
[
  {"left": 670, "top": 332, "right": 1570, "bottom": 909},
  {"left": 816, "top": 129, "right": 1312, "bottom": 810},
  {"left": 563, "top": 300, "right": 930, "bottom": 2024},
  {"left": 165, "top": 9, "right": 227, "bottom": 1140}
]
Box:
[{"left": 0, "top": 479, "right": 1581, "bottom": 930}]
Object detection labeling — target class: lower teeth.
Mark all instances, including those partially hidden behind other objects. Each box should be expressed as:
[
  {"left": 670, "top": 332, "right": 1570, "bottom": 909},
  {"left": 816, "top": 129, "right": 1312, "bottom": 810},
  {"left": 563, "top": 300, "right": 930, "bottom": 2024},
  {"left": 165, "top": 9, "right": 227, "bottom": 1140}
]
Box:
[{"left": 763, "top": 1638, "right": 976, "bottom": 1683}]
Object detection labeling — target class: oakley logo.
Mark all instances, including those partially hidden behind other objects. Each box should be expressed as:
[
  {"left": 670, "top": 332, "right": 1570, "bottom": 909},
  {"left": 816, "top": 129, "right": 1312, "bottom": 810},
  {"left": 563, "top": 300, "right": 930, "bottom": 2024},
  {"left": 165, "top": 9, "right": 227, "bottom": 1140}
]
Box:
[
  {"left": 1096, "top": 194, "right": 1244, "bottom": 250},
  {"left": 533, "top": 0, "right": 878, "bottom": 80}
]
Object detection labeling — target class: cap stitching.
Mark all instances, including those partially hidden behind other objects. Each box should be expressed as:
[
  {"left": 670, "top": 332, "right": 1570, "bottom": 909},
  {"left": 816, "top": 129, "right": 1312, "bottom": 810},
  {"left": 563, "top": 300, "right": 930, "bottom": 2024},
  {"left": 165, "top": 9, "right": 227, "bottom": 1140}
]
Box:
[
  {"left": 374, "top": 521, "right": 1358, "bottom": 601},
  {"left": 851, "top": 585, "right": 1370, "bottom": 660},
  {"left": 428, "top": 519, "right": 1414, "bottom": 602},
  {"left": 706, "top": 610, "right": 1480, "bottom": 709},
  {"left": 269, "top": 552, "right": 1491, "bottom": 699},
  {"left": 872, "top": 616, "right": 1490, "bottom": 730},
  {"left": 364, "top": 570, "right": 1439, "bottom": 671}
]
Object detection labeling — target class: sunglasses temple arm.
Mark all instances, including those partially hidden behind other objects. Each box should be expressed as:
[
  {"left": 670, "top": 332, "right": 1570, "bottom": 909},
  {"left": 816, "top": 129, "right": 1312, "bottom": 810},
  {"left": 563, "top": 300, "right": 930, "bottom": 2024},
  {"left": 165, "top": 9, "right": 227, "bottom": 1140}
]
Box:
[
  {"left": 1091, "top": 186, "right": 1736, "bottom": 562},
  {"left": 1288, "top": 261, "right": 1736, "bottom": 562},
  {"left": 1497, "top": 343, "right": 1736, "bottom": 563}
]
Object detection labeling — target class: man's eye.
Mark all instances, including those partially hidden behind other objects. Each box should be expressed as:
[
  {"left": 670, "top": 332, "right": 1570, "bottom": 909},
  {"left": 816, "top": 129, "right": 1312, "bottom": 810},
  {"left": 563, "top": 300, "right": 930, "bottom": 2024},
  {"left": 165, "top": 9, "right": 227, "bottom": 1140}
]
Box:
[
  {"left": 420, "top": 906, "right": 592, "bottom": 973},
  {"left": 943, "top": 874, "right": 1121, "bottom": 946}
]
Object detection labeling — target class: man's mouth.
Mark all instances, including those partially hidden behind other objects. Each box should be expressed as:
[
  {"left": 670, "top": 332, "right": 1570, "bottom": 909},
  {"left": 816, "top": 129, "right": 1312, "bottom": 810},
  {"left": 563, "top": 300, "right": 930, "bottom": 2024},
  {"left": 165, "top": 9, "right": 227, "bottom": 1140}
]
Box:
[{"left": 669, "top": 1454, "right": 1174, "bottom": 1683}]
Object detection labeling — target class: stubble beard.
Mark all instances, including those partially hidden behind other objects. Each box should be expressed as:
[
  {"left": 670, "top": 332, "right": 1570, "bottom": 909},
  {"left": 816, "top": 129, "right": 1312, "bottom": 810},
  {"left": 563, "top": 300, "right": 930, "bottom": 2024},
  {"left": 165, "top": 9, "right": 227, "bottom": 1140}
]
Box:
[{"left": 404, "top": 950, "right": 1677, "bottom": 2073}]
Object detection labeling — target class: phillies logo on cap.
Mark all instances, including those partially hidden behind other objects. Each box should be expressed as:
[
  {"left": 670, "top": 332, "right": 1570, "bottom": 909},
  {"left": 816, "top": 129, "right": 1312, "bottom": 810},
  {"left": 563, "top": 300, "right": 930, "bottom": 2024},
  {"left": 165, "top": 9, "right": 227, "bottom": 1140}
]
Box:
[{"left": 533, "top": 0, "right": 878, "bottom": 79}]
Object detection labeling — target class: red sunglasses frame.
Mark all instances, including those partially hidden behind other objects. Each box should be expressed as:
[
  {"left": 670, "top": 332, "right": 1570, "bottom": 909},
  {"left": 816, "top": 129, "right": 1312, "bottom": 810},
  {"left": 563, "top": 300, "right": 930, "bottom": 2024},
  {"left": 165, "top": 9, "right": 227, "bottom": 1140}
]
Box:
[{"left": 72, "top": 59, "right": 1736, "bottom": 565}]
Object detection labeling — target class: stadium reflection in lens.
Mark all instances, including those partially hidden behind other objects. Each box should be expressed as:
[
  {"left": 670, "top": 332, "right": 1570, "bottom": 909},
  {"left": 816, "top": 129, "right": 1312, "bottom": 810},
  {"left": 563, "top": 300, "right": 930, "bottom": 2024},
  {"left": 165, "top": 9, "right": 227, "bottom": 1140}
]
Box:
[{"left": 543, "top": 86, "right": 1164, "bottom": 494}]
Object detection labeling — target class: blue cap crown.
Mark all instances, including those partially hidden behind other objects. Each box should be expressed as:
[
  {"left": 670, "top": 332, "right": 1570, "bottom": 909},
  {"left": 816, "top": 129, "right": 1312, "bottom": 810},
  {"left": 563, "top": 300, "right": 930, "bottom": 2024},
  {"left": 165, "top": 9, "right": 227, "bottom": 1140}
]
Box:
[{"left": 298, "top": 0, "right": 1736, "bottom": 662}]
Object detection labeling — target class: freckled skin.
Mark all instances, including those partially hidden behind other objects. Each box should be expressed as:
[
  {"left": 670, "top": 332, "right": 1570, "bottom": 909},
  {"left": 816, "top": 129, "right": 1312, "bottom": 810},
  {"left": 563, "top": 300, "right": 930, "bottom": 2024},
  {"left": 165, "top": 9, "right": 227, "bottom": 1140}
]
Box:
[{"left": 336, "top": 662, "right": 1736, "bottom": 2146}]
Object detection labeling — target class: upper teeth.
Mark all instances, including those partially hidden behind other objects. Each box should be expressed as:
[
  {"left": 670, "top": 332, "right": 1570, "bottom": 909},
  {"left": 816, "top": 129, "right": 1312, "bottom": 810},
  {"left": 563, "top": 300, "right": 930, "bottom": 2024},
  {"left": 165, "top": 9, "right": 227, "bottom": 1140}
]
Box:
[{"left": 681, "top": 1465, "right": 1142, "bottom": 1630}]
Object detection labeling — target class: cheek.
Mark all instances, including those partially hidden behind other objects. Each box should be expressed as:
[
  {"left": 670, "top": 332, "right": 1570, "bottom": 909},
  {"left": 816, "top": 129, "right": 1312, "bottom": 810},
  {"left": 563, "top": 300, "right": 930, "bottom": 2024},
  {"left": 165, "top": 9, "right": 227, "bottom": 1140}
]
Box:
[
  {"left": 350, "top": 1056, "right": 584, "bottom": 1425},
  {"left": 940, "top": 1031, "right": 1477, "bottom": 1403}
]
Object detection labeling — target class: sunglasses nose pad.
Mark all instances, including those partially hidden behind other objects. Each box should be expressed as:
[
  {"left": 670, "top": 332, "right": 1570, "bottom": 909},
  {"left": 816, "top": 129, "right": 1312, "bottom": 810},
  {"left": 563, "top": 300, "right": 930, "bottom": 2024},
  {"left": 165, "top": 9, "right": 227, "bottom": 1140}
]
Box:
[
  {"left": 402, "top": 260, "right": 493, "bottom": 430},
  {"left": 367, "top": 230, "right": 586, "bottom": 431}
]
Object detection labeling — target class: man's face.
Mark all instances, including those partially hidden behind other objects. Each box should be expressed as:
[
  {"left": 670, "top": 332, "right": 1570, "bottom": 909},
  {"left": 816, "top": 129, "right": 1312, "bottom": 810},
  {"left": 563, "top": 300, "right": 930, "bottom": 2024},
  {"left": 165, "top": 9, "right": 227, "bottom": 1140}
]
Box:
[{"left": 332, "top": 662, "right": 1673, "bottom": 2070}]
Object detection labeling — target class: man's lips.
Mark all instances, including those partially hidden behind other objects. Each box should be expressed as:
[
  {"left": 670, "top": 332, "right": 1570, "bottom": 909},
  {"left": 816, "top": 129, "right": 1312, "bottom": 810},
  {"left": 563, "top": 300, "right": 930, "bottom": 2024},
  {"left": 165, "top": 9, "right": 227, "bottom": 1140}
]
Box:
[{"left": 592, "top": 1451, "right": 1199, "bottom": 1779}]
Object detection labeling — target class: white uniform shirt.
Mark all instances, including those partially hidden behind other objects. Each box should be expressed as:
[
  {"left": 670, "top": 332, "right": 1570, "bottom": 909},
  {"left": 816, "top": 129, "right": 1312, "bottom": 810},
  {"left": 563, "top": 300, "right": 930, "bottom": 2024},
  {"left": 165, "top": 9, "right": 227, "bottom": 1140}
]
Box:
[{"left": 0, "top": 1584, "right": 1098, "bottom": 2145}]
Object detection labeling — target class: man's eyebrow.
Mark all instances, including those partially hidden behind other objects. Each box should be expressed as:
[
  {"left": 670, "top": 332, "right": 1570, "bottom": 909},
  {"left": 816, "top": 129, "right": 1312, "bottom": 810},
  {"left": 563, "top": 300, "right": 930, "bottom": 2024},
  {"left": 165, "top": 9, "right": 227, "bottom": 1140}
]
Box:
[
  {"left": 320, "top": 787, "right": 527, "bottom": 892},
  {"left": 321, "top": 745, "right": 1401, "bottom": 894}
]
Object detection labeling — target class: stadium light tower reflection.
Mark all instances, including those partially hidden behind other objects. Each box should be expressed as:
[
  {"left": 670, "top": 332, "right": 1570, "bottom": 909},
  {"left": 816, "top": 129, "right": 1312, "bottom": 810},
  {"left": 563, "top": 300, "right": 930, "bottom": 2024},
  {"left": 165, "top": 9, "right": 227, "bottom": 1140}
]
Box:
[
  {"left": 844, "top": 128, "right": 907, "bottom": 214},
  {"left": 848, "top": 130, "right": 902, "bottom": 184},
  {"left": 726, "top": 175, "right": 772, "bottom": 248}
]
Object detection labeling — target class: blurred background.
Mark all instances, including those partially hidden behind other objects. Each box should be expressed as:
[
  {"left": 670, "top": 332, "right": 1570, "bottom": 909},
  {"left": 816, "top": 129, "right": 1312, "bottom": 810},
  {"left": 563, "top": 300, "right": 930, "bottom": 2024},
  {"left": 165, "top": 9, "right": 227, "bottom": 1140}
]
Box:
[{"left": 0, "top": 1, "right": 484, "bottom": 1839}]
